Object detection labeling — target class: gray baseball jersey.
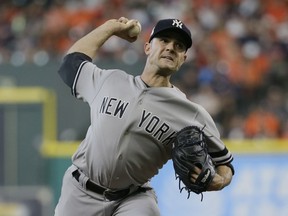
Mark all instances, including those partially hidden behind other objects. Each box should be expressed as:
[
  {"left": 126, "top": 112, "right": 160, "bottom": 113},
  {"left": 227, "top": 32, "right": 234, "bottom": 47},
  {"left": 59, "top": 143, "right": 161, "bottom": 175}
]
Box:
[{"left": 59, "top": 52, "right": 233, "bottom": 190}]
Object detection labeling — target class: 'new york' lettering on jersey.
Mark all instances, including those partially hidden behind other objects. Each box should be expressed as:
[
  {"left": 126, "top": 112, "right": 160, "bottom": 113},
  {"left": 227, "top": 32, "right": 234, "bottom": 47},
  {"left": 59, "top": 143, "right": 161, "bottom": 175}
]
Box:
[
  {"left": 99, "top": 96, "right": 177, "bottom": 146},
  {"left": 138, "top": 109, "right": 176, "bottom": 145},
  {"left": 100, "top": 96, "right": 129, "bottom": 118}
]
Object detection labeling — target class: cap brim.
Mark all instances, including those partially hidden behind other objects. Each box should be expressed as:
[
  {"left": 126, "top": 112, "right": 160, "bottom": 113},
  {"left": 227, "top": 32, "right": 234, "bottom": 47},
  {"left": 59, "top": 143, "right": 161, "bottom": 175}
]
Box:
[{"left": 149, "top": 28, "right": 192, "bottom": 49}]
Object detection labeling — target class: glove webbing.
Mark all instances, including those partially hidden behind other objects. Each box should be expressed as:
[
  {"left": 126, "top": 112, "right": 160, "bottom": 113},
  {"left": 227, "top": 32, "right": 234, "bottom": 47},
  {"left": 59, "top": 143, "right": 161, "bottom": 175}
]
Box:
[{"left": 176, "top": 174, "right": 204, "bottom": 201}]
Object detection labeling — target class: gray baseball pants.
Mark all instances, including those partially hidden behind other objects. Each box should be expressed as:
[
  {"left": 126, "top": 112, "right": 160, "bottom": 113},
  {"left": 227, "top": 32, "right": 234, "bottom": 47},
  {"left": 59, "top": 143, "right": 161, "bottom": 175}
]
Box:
[{"left": 54, "top": 165, "right": 160, "bottom": 216}]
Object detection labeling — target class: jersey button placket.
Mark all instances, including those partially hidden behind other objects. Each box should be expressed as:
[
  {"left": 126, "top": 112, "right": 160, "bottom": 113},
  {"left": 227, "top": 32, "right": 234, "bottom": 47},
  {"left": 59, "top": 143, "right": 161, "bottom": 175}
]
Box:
[
  {"left": 138, "top": 90, "right": 148, "bottom": 105},
  {"left": 114, "top": 154, "right": 123, "bottom": 181}
]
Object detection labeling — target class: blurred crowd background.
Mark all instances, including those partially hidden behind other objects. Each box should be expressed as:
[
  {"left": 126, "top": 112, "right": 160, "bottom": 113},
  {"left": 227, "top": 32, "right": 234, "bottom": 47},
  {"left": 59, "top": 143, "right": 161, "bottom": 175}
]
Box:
[{"left": 1, "top": 0, "right": 288, "bottom": 139}]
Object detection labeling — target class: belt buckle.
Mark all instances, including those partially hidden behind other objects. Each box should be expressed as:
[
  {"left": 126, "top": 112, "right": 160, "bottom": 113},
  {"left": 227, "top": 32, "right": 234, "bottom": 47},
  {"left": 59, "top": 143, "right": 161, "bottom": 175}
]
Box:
[{"left": 103, "top": 189, "right": 129, "bottom": 201}]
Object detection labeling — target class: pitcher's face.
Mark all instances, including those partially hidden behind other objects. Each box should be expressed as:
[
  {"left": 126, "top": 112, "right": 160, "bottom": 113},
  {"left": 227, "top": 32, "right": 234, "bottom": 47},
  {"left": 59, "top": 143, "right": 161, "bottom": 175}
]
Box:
[{"left": 145, "top": 32, "right": 187, "bottom": 74}]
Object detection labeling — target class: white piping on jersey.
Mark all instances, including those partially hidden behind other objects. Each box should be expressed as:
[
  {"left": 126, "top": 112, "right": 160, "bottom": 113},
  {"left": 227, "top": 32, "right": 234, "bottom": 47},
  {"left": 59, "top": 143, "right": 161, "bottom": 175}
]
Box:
[
  {"left": 213, "top": 154, "right": 233, "bottom": 165},
  {"left": 72, "top": 61, "right": 88, "bottom": 96}
]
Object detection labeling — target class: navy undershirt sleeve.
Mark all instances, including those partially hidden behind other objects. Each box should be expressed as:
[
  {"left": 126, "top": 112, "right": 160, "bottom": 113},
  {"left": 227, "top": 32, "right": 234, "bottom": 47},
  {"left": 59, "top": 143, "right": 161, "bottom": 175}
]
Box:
[{"left": 58, "top": 52, "right": 92, "bottom": 88}]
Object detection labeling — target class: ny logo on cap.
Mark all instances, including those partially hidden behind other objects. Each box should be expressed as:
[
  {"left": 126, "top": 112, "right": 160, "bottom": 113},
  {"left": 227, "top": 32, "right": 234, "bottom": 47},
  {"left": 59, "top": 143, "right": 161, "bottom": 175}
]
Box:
[{"left": 172, "top": 19, "right": 183, "bottom": 29}]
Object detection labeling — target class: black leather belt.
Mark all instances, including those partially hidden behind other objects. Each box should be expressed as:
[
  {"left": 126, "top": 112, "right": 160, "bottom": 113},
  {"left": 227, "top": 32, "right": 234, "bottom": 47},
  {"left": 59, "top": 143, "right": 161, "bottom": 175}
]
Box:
[{"left": 72, "top": 169, "right": 131, "bottom": 201}]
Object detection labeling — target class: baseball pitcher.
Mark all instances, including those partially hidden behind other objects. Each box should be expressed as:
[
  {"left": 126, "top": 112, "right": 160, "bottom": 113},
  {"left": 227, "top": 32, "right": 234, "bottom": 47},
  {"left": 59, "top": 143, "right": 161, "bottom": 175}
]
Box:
[{"left": 54, "top": 17, "right": 234, "bottom": 216}]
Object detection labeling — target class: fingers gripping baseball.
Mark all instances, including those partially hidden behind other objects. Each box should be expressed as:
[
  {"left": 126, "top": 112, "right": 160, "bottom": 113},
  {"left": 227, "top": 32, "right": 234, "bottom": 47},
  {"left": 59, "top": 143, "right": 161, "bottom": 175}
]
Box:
[
  {"left": 126, "top": 20, "right": 142, "bottom": 37},
  {"left": 114, "top": 17, "right": 141, "bottom": 42}
]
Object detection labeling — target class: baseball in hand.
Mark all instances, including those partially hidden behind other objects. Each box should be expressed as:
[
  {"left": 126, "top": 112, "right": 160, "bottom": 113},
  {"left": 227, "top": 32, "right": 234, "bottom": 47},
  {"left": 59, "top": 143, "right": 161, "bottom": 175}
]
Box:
[{"left": 127, "top": 20, "right": 141, "bottom": 37}]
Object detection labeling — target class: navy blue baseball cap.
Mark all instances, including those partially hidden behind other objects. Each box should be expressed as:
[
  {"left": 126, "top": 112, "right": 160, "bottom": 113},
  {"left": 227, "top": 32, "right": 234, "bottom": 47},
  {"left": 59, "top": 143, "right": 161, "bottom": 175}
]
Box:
[{"left": 149, "top": 19, "right": 192, "bottom": 49}]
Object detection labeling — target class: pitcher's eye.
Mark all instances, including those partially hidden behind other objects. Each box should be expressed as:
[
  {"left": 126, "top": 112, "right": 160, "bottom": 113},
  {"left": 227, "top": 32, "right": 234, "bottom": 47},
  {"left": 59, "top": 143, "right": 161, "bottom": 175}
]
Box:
[
  {"left": 175, "top": 42, "right": 186, "bottom": 52},
  {"left": 159, "top": 38, "right": 169, "bottom": 43}
]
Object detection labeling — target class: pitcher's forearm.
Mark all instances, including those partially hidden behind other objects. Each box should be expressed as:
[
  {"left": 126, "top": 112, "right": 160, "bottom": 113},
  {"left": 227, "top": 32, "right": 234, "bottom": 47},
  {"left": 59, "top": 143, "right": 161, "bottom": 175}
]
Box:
[
  {"left": 67, "top": 22, "right": 115, "bottom": 59},
  {"left": 66, "top": 18, "right": 139, "bottom": 59}
]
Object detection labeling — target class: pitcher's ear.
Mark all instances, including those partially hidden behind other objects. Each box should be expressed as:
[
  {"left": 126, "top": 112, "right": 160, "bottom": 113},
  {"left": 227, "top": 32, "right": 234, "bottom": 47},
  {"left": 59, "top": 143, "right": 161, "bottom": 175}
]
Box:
[{"left": 144, "top": 42, "right": 151, "bottom": 55}]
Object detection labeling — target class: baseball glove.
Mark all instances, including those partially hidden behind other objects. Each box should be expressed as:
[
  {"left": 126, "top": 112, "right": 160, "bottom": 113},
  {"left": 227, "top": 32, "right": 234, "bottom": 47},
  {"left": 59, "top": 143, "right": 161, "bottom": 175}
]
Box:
[{"left": 172, "top": 125, "right": 216, "bottom": 199}]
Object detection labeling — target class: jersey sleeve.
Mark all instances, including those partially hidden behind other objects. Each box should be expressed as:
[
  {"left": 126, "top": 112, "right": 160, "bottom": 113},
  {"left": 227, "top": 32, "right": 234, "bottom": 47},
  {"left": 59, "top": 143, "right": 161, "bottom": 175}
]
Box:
[
  {"left": 194, "top": 104, "right": 233, "bottom": 166},
  {"left": 58, "top": 52, "right": 111, "bottom": 104}
]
